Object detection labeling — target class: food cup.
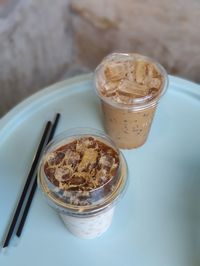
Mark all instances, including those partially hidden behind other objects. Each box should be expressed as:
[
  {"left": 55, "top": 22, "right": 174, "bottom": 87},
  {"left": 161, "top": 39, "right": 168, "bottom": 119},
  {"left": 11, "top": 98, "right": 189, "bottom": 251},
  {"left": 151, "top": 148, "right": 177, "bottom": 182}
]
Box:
[{"left": 38, "top": 128, "right": 128, "bottom": 239}]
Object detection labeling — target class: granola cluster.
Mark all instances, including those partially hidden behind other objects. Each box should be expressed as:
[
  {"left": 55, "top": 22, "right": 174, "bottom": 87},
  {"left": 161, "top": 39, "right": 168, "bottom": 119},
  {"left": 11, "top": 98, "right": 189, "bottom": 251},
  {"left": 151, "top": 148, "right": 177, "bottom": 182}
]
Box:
[
  {"left": 43, "top": 136, "right": 119, "bottom": 206},
  {"left": 99, "top": 55, "right": 163, "bottom": 104}
]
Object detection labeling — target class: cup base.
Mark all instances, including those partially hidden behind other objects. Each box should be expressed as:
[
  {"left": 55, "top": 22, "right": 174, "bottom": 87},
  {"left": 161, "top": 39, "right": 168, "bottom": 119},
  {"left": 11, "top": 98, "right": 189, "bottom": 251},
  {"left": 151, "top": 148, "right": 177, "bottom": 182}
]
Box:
[{"left": 111, "top": 139, "right": 147, "bottom": 149}]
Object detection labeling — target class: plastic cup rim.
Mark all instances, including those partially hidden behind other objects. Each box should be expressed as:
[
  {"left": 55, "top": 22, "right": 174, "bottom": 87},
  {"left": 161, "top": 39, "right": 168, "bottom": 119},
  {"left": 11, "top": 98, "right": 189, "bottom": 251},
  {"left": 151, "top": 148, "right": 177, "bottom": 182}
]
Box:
[{"left": 37, "top": 128, "right": 129, "bottom": 217}]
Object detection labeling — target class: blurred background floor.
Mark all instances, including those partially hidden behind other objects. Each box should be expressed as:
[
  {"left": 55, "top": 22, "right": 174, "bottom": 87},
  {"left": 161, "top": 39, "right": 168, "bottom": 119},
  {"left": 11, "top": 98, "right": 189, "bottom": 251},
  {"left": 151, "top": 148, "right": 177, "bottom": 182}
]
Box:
[{"left": 0, "top": 0, "right": 200, "bottom": 116}]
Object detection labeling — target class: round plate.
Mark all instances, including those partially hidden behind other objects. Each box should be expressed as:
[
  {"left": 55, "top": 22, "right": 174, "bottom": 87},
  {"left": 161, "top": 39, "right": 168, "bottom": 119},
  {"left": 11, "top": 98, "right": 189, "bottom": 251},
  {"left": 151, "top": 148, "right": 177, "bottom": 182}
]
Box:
[{"left": 0, "top": 74, "right": 200, "bottom": 266}]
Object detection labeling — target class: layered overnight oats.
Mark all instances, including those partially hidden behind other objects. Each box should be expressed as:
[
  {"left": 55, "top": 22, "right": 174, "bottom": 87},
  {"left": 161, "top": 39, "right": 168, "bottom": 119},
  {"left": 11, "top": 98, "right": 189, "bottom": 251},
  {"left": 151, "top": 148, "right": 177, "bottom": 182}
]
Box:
[
  {"left": 38, "top": 128, "right": 128, "bottom": 239},
  {"left": 95, "top": 53, "right": 168, "bottom": 149}
]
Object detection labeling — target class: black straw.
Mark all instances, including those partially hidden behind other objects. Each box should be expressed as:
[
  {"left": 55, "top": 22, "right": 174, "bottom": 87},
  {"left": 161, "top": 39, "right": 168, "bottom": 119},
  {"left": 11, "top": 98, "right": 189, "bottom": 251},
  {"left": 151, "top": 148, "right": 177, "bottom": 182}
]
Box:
[
  {"left": 2, "top": 121, "right": 52, "bottom": 248},
  {"left": 16, "top": 113, "right": 61, "bottom": 238},
  {"left": 15, "top": 178, "right": 37, "bottom": 237},
  {"left": 47, "top": 113, "right": 61, "bottom": 143}
]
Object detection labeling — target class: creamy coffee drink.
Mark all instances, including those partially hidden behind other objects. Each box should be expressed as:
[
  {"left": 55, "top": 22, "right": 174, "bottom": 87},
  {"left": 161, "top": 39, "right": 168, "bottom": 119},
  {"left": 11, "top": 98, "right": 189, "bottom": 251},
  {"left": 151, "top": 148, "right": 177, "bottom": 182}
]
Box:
[
  {"left": 38, "top": 129, "right": 128, "bottom": 239},
  {"left": 95, "top": 53, "right": 168, "bottom": 149}
]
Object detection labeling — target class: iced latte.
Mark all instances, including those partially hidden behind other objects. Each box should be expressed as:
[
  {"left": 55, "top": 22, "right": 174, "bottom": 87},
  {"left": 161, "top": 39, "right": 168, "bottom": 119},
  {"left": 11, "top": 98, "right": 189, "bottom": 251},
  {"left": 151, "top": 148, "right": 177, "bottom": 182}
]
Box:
[{"left": 95, "top": 53, "right": 168, "bottom": 149}]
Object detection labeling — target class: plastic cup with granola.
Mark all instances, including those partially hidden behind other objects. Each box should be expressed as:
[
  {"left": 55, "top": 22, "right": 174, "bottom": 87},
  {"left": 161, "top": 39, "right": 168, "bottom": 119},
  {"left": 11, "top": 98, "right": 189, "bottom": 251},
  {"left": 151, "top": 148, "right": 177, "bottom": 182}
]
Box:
[
  {"left": 95, "top": 53, "right": 168, "bottom": 149},
  {"left": 38, "top": 128, "right": 128, "bottom": 239}
]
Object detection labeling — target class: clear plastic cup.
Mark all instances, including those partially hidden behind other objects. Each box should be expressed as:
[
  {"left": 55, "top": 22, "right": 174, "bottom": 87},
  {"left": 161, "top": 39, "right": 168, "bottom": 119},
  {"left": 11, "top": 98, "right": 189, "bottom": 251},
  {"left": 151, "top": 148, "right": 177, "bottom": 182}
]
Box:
[
  {"left": 94, "top": 53, "right": 169, "bottom": 149},
  {"left": 37, "top": 128, "right": 128, "bottom": 239}
]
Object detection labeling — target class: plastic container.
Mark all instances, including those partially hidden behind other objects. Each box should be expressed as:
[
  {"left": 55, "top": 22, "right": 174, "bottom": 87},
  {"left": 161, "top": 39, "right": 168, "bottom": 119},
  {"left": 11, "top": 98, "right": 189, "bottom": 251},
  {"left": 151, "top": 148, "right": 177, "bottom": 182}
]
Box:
[
  {"left": 95, "top": 53, "right": 169, "bottom": 149},
  {"left": 38, "top": 128, "right": 128, "bottom": 239}
]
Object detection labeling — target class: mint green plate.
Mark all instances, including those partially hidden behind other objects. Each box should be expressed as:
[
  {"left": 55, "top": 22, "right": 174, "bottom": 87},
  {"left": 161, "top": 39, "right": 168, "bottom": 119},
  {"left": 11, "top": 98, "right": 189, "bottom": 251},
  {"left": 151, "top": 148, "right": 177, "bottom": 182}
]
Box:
[{"left": 0, "top": 74, "right": 200, "bottom": 266}]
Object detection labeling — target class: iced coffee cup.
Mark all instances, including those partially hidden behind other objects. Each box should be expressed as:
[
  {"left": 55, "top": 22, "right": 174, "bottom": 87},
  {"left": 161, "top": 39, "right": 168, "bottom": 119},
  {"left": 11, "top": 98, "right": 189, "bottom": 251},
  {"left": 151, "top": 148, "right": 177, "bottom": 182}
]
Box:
[
  {"left": 37, "top": 128, "right": 128, "bottom": 239},
  {"left": 95, "top": 53, "right": 168, "bottom": 149}
]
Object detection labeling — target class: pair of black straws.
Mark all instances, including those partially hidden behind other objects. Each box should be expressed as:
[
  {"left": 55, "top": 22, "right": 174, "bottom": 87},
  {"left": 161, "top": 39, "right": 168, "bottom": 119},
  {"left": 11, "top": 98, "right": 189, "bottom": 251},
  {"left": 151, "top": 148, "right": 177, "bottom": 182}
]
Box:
[{"left": 2, "top": 113, "right": 61, "bottom": 249}]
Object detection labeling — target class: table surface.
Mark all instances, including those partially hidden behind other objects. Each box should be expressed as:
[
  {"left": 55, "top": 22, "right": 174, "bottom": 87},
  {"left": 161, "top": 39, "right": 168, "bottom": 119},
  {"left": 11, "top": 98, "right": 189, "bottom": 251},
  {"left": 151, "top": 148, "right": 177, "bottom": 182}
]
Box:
[{"left": 0, "top": 73, "right": 200, "bottom": 266}]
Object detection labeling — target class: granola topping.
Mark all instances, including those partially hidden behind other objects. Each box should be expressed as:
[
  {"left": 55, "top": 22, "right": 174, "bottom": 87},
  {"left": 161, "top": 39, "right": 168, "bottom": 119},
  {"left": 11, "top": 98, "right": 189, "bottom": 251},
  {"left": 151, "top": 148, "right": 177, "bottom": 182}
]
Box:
[{"left": 43, "top": 136, "right": 120, "bottom": 206}]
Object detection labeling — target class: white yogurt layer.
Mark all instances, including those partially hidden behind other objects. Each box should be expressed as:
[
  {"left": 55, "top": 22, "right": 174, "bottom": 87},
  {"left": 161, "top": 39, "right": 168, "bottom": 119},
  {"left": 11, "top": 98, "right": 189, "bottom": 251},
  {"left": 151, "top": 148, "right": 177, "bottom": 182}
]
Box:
[{"left": 60, "top": 207, "right": 115, "bottom": 239}]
